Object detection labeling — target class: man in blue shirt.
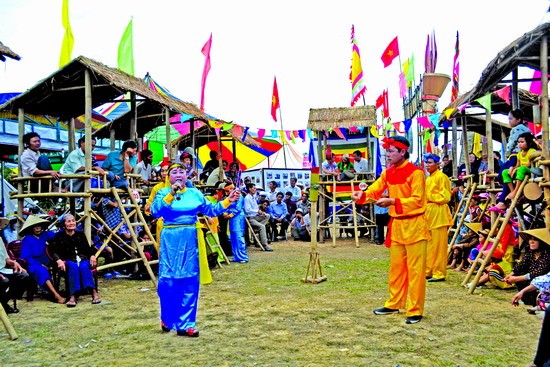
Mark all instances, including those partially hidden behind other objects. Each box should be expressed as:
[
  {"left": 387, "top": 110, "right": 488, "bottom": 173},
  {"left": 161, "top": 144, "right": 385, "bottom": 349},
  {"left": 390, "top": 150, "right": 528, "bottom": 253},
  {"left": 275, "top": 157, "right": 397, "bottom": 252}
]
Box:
[
  {"left": 102, "top": 140, "right": 138, "bottom": 189},
  {"left": 268, "top": 192, "right": 289, "bottom": 241}
]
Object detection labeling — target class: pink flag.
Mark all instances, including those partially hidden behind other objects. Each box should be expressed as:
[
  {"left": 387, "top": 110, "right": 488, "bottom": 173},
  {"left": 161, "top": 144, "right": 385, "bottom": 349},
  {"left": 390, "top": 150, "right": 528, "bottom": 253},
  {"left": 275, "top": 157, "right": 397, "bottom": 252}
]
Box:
[
  {"left": 418, "top": 116, "right": 432, "bottom": 128},
  {"left": 200, "top": 33, "right": 212, "bottom": 112},
  {"left": 493, "top": 85, "right": 511, "bottom": 105},
  {"left": 399, "top": 72, "right": 406, "bottom": 98},
  {"left": 258, "top": 128, "right": 266, "bottom": 140},
  {"left": 530, "top": 69, "right": 542, "bottom": 95}
]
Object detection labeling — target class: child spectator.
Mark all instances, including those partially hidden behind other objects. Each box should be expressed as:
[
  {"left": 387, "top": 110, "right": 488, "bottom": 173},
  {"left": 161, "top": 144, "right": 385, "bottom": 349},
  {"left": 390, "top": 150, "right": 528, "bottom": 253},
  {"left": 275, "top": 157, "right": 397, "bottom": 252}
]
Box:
[
  {"left": 503, "top": 132, "right": 539, "bottom": 201},
  {"left": 450, "top": 223, "right": 481, "bottom": 272}
]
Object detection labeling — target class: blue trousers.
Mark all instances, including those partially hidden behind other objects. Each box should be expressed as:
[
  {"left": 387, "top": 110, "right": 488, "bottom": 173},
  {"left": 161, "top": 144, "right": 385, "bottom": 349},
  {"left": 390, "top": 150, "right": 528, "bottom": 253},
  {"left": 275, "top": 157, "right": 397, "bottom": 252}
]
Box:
[{"left": 65, "top": 259, "right": 96, "bottom": 296}]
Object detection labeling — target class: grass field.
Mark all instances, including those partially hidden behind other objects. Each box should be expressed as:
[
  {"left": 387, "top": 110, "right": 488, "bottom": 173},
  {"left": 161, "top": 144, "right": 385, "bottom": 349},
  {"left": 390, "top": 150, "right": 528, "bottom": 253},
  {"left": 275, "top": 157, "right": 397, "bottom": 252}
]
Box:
[{"left": 1, "top": 238, "right": 542, "bottom": 367}]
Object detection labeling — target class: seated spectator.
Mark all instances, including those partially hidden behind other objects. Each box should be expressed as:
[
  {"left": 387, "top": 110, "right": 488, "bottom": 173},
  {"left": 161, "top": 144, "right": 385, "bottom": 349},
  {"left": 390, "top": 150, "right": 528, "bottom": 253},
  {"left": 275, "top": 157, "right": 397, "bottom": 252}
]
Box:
[
  {"left": 283, "top": 191, "right": 297, "bottom": 221},
  {"left": 101, "top": 194, "right": 132, "bottom": 268},
  {"left": 259, "top": 199, "right": 273, "bottom": 243},
  {"left": 200, "top": 150, "right": 220, "bottom": 182},
  {"left": 1, "top": 213, "right": 18, "bottom": 245},
  {"left": 49, "top": 214, "right": 101, "bottom": 307},
  {"left": 243, "top": 183, "right": 272, "bottom": 251},
  {"left": 504, "top": 228, "right": 550, "bottom": 306},
  {"left": 284, "top": 177, "right": 302, "bottom": 202},
  {"left": 19, "top": 215, "right": 66, "bottom": 304},
  {"left": 20, "top": 132, "right": 65, "bottom": 193},
  {"left": 0, "top": 217, "right": 31, "bottom": 313},
  {"left": 206, "top": 160, "right": 228, "bottom": 186},
  {"left": 503, "top": 132, "right": 539, "bottom": 201},
  {"left": 60, "top": 136, "right": 106, "bottom": 192},
  {"left": 290, "top": 208, "right": 309, "bottom": 241},
  {"left": 441, "top": 155, "right": 453, "bottom": 178},
  {"left": 473, "top": 248, "right": 513, "bottom": 289},
  {"left": 337, "top": 153, "right": 355, "bottom": 181},
  {"left": 102, "top": 140, "right": 138, "bottom": 189},
  {"left": 321, "top": 152, "right": 340, "bottom": 181},
  {"left": 352, "top": 150, "right": 369, "bottom": 176},
  {"left": 179, "top": 151, "right": 197, "bottom": 182},
  {"left": 134, "top": 149, "right": 154, "bottom": 186},
  {"left": 144, "top": 160, "right": 170, "bottom": 252},
  {"left": 296, "top": 192, "right": 310, "bottom": 214},
  {"left": 225, "top": 161, "right": 240, "bottom": 186},
  {"left": 449, "top": 223, "right": 480, "bottom": 272},
  {"left": 268, "top": 192, "right": 289, "bottom": 241}
]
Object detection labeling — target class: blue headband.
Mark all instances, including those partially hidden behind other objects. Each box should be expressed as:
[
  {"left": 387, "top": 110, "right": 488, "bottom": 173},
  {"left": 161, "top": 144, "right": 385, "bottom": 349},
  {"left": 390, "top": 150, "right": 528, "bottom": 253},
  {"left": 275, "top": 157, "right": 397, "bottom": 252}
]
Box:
[{"left": 423, "top": 153, "right": 440, "bottom": 163}]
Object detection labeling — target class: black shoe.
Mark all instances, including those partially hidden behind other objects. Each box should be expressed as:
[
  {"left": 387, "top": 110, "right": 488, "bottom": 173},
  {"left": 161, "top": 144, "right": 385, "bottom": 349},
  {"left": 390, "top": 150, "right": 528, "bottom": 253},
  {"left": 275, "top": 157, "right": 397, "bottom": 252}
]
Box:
[
  {"left": 177, "top": 328, "right": 199, "bottom": 337},
  {"left": 373, "top": 307, "right": 399, "bottom": 315},
  {"left": 427, "top": 277, "right": 445, "bottom": 283},
  {"left": 425, "top": 276, "right": 432, "bottom": 280},
  {"left": 405, "top": 315, "right": 423, "bottom": 324},
  {"left": 263, "top": 246, "right": 274, "bottom": 252},
  {"left": 161, "top": 322, "right": 170, "bottom": 333},
  {"left": 3, "top": 304, "right": 19, "bottom": 314}
]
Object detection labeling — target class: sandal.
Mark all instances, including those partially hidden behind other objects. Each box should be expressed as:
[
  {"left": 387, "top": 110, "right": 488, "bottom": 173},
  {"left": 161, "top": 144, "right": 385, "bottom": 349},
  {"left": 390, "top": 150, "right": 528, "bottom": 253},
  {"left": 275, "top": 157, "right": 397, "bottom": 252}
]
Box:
[
  {"left": 91, "top": 297, "right": 102, "bottom": 304},
  {"left": 66, "top": 300, "right": 77, "bottom": 307}
]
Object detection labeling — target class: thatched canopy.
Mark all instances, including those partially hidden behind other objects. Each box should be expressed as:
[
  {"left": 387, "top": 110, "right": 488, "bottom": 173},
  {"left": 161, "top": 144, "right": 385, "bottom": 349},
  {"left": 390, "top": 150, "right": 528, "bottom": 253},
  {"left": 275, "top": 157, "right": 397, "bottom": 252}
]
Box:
[
  {"left": 307, "top": 106, "right": 376, "bottom": 130},
  {"left": 442, "top": 22, "right": 550, "bottom": 122},
  {"left": 0, "top": 55, "right": 206, "bottom": 123},
  {"left": 0, "top": 41, "right": 21, "bottom": 62}
]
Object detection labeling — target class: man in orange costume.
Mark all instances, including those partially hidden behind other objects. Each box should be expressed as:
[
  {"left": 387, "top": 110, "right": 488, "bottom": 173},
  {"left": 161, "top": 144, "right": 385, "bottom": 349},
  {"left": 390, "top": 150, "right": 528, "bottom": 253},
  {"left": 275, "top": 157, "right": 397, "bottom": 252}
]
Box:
[
  {"left": 352, "top": 136, "right": 428, "bottom": 324},
  {"left": 423, "top": 153, "right": 453, "bottom": 282}
]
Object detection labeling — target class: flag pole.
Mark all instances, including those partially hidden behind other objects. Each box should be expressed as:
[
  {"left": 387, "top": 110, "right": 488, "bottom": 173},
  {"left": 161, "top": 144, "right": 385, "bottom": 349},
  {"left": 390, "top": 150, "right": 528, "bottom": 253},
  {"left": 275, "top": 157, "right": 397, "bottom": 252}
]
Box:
[{"left": 278, "top": 106, "right": 288, "bottom": 167}]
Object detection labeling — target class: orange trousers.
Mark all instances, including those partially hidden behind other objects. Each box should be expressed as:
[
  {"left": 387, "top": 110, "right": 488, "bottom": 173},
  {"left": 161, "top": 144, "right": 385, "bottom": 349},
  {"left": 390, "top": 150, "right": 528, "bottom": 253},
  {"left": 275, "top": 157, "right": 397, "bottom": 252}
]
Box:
[
  {"left": 425, "top": 226, "right": 449, "bottom": 280},
  {"left": 384, "top": 239, "right": 427, "bottom": 317}
]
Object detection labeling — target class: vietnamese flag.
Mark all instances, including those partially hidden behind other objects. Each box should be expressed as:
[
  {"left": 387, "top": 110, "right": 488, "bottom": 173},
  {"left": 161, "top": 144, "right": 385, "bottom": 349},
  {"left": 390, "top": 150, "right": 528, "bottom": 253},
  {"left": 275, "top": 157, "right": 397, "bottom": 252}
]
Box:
[
  {"left": 271, "top": 76, "right": 280, "bottom": 122},
  {"left": 381, "top": 36, "right": 399, "bottom": 68}
]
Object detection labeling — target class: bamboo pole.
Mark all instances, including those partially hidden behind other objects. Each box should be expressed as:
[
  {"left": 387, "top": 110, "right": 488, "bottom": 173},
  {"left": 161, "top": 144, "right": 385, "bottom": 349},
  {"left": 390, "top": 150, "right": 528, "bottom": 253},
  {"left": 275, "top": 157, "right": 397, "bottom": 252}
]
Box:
[{"left": 0, "top": 306, "right": 18, "bottom": 340}]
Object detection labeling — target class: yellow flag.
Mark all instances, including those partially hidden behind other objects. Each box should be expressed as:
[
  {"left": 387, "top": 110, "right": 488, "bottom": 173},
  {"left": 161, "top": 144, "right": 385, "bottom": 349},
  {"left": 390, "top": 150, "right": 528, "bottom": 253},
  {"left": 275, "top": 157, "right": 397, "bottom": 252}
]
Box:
[
  {"left": 59, "top": 0, "right": 74, "bottom": 68},
  {"left": 370, "top": 124, "right": 380, "bottom": 138},
  {"left": 473, "top": 133, "right": 482, "bottom": 157}
]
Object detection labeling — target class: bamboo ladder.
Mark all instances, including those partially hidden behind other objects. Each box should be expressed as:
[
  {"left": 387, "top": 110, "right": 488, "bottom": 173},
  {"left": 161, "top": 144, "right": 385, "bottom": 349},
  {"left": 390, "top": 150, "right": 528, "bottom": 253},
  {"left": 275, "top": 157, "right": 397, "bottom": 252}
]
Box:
[
  {"left": 447, "top": 176, "right": 478, "bottom": 254},
  {"left": 462, "top": 177, "right": 530, "bottom": 293}
]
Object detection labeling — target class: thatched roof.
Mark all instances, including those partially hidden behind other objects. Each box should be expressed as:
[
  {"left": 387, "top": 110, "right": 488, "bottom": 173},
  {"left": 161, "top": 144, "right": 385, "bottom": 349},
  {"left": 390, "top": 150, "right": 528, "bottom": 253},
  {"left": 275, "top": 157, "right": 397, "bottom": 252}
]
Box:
[
  {"left": 0, "top": 42, "right": 21, "bottom": 62},
  {"left": 307, "top": 106, "right": 376, "bottom": 130},
  {"left": 0, "top": 55, "right": 206, "bottom": 124},
  {"left": 442, "top": 22, "right": 550, "bottom": 122}
]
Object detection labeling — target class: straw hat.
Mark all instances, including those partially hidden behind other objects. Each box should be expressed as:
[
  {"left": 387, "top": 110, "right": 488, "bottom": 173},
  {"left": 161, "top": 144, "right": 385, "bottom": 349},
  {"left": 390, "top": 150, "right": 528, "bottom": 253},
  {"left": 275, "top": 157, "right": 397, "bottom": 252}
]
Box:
[
  {"left": 519, "top": 228, "right": 550, "bottom": 246},
  {"left": 523, "top": 182, "right": 543, "bottom": 201},
  {"left": 19, "top": 215, "right": 50, "bottom": 236},
  {"left": 465, "top": 222, "right": 482, "bottom": 233},
  {"left": 0, "top": 217, "right": 9, "bottom": 230}
]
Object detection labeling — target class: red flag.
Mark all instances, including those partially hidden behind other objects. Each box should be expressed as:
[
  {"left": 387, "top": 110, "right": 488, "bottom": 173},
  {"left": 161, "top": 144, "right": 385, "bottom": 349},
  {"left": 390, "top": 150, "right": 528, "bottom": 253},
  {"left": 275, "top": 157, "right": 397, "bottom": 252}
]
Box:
[
  {"left": 200, "top": 33, "right": 212, "bottom": 112},
  {"left": 375, "top": 91, "right": 385, "bottom": 109},
  {"left": 382, "top": 89, "right": 390, "bottom": 118},
  {"left": 271, "top": 76, "right": 280, "bottom": 122},
  {"left": 381, "top": 36, "right": 399, "bottom": 68}
]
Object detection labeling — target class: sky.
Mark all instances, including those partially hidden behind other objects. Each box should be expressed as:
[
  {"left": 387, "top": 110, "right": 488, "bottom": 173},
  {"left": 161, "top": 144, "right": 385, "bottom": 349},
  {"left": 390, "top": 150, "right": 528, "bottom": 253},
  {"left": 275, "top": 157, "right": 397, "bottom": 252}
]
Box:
[{"left": 1, "top": 0, "right": 549, "bottom": 144}]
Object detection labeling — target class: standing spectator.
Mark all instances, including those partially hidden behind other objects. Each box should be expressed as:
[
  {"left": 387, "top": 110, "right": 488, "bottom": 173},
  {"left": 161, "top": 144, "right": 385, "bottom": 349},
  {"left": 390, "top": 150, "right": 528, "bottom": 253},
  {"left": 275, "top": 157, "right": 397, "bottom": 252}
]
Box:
[
  {"left": 49, "top": 214, "right": 101, "bottom": 308},
  {"left": 225, "top": 162, "right": 240, "bottom": 186},
  {"left": 505, "top": 109, "right": 532, "bottom": 158},
  {"left": 179, "top": 151, "right": 197, "bottom": 182},
  {"left": 423, "top": 154, "right": 453, "bottom": 282},
  {"left": 102, "top": 140, "right": 138, "bottom": 189},
  {"left": 268, "top": 192, "right": 289, "bottom": 241},
  {"left": 60, "top": 136, "right": 105, "bottom": 192},
  {"left": 284, "top": 177, "right": 302, "bottom": 202},
  {"left": 374, "top": 195, "right": 390, "bottom": 245},
  {"left": 266, "top": 181, "right": 279, "bottom": 203},
  {"left": 243, "top": 183, "right": 272, "bottom": 251},
  {"left": 352, "top": 150, "right": 369, "bottom": 176},
  {"left": 206, "top": 160, "right": 228, "bottom": 186},
  {"left": 20, "top": 132, "right": 64, "bottom": 192},
  {"left": 352, "top": 136, "right": 428, "bottom": 324},
  {"left": 134, "top": 149, "right": 153, "bottom": 186},
  {"left": 150, "top": 163, "right": 240, "bottom": 336}
]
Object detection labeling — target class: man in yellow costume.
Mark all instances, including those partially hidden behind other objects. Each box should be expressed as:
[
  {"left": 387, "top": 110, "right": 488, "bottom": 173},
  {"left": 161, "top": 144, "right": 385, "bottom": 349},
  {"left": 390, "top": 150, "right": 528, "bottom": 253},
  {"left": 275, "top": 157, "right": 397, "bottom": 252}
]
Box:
[
  {"left": 352, "top": 136, "right": 428, "bottom": 324},
  {"left": 423, "top": 153, "right": 453, "bottom": 282}
]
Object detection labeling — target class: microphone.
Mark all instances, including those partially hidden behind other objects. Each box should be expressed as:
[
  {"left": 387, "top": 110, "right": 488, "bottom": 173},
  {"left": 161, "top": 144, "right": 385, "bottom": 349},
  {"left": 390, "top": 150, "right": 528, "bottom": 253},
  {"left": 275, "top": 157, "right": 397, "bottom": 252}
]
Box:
[{"left": 175, "top": 180, "right": 183, "bottom": 200}]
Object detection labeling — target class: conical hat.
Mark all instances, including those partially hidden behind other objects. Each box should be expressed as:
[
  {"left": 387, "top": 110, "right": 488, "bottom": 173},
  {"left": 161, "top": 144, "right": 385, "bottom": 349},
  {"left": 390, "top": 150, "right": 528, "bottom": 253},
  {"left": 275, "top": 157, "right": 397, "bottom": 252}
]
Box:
[
  {"left": 19, "top": 215, "right": 50, "bottom": 236},
  {"left": 0, "top": 217, "right": 9, "bottom": 230},
  {"left": 465, "top": 222, "right": 482, "bottom": 233},
  {"left": 519, "top": 228, "right": 550, "bottom": 246}
]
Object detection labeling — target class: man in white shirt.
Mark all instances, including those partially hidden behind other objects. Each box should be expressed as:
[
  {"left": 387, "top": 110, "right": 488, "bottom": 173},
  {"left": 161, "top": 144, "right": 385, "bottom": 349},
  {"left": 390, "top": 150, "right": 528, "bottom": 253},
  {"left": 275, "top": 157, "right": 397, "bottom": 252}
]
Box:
[
  {"left": 266, "top": 181, "right": 279, "bottom": 203},
  {"left": 60, "top": 137, "right": 105, "bottom": 191},
  {"left": 352, "top": 150, "right": 369, "bottom": 175},
  {"left": 284, "top": 177, "right": 302, "bottom": 202},
  {"left": 243, "top": 183, "right": 272, "bottom": 251}
]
